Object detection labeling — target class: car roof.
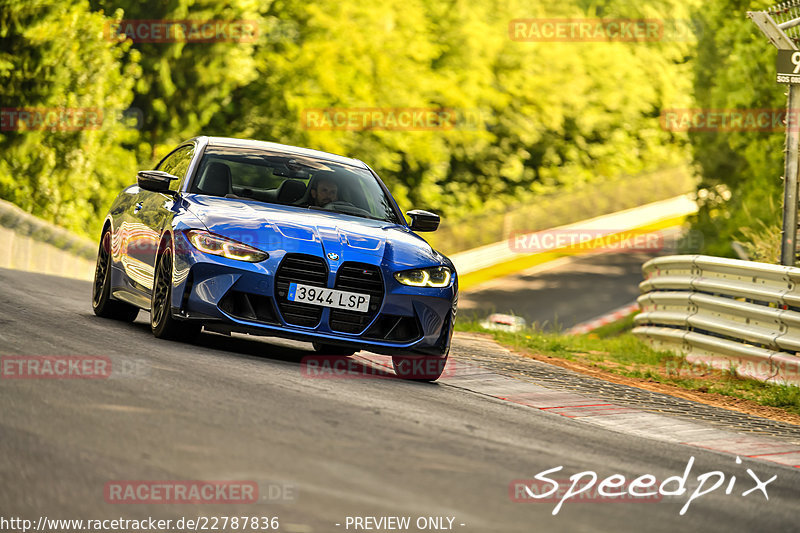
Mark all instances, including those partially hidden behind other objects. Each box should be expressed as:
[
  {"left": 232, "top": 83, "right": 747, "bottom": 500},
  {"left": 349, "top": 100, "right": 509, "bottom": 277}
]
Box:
[{"left": 190, "top": 136, "right": 368, "bottom": 169}]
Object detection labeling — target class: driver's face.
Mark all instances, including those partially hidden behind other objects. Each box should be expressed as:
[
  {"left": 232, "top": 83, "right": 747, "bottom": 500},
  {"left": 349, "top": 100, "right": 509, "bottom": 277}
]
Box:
[{"left": 312, "top": 180, "right": 338, "bottom": 206}]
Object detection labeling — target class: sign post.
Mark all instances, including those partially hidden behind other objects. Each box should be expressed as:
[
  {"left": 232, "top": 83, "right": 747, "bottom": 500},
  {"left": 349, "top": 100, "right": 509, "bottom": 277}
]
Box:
[
  {"left": 749, "top": 5, "right": 800, "bottom": 266},
  {"left": 775, "top": 50, "right": 800, "bottom": 265}
]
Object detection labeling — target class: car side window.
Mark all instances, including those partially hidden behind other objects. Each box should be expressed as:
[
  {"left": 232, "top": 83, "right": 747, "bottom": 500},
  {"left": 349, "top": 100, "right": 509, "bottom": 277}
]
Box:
[{"left": 157, "top": 145, "right": 195, "bottom": 192}]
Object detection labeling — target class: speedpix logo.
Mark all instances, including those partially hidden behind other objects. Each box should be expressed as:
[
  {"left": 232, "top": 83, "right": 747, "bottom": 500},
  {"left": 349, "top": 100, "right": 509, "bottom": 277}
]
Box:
[{"left": 510, "top": 456, "right": 776, "bottom": 515}]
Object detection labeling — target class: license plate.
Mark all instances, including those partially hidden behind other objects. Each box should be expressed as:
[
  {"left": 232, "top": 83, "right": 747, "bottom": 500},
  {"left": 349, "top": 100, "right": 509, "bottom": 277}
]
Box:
[{"left": 288, "top": 283, "right": 370, "bottom": 313}]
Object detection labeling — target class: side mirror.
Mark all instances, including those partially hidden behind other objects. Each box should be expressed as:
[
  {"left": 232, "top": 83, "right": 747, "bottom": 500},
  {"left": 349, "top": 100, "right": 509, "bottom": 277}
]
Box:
[
  {"left": 137, "top": 170, "right": 179, "bottom": 194},
  {"left": 406, "top": 209, "right": 440, "bottom": 232}
]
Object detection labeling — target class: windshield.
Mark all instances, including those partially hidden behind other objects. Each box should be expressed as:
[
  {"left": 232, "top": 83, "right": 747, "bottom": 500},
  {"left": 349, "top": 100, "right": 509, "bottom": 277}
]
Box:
[{"left": 189, "top": 146, "right": 400, "bottom": 223}]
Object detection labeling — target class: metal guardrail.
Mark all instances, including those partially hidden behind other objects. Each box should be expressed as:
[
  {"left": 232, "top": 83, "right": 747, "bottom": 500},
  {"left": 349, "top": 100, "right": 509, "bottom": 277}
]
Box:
[{"left": 633, "top": 255, "right": 800, "bottom": 386}]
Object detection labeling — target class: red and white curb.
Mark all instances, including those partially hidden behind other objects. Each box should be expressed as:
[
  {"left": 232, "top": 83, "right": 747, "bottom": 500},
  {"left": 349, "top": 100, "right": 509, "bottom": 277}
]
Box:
[
  {"left": 566, "top": 301, "right": 640, "bottom": 335},
  {"left": 354, "top": 337, "right": 800, "bottom": 469}
]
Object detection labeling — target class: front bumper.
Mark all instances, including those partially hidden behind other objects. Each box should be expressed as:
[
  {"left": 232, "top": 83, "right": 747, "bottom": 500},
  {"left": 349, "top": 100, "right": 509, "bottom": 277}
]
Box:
[{"left": 171, "top": 233, "right": 457, "bottom": 356}]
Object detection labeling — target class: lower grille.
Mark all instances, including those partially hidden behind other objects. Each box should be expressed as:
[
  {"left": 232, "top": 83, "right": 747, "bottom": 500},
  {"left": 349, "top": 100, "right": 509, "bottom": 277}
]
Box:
[
  {"left": 219, "top": 290, "right": 278, "bottom": 324},
  {"left": 364, "top": 314, "right": 421, "bottom": 342},
  {"left": 275, "top": 254, "right": 328, "bottom": 327},
  {"left": 330, "top": 262, "right": 384, "bottom": 333}
]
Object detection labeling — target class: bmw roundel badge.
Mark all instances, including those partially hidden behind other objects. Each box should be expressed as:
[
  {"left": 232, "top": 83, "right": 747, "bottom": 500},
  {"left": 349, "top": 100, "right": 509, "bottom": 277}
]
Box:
[{"left": 327, "top": 252, "right": 340, "bottom": 261}]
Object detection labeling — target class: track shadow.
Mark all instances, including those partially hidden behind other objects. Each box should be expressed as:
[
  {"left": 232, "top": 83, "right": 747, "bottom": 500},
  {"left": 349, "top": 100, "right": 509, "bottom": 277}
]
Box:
[
  {"left": 83, "top": 312, "right": 440, "bottom": 383},
  {"left": 119, "top": 318, "right": 402, "bottom": 380}
]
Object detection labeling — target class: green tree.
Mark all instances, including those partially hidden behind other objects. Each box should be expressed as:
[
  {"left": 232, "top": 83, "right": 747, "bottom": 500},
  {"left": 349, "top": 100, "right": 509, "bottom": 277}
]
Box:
[
  {"left": 0, "top": 0, "right": 707, "bottom": 243},
  {"left": 686, "top": 0, "right": 784, "bottom": 259},
  {"left": 90, "top": 0, "right": 261, "bottom": 161},
  {"left": 215, "top": 0, "right": 696, "bottom": 220},
  {"left": 0, "top": 0, "right": 140, "bottom": 236}
]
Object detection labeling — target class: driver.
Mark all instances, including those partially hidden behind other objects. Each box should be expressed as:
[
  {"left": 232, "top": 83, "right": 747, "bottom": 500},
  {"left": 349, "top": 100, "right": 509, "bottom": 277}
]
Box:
[{"left": 310, "top": 176, "right": 338, "bottom": 207}]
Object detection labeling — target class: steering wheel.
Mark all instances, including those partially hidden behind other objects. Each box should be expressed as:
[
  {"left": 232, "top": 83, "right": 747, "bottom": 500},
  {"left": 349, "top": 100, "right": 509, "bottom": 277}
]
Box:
[
  {"left": 322, "top": 200, "right": 373, "bottom": 217},
  {"left": 322, "top": 200, "right": 356, "bottom": 209}
]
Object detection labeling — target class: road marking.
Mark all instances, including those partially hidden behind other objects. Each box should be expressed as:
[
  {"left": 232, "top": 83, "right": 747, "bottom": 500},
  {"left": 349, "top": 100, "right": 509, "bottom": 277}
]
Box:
[{"left": 566, "top": 301, "right": 640, "bottom": 335}]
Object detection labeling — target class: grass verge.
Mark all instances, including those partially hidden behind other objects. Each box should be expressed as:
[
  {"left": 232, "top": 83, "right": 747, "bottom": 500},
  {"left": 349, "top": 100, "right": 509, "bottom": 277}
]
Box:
[{"left": 455, "top": 313, "right": 800, "bottom": 418}]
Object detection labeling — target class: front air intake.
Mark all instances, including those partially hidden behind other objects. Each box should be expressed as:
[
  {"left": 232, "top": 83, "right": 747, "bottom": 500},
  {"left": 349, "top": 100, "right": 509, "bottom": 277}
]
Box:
[
  {"left": 363, "top": 314, "right": 422, "bottom": 342},
  {"left": 329, "top": 262, "right": 384, "bottom": 333},
  {"left": 218, "top": 290, "right": 279, "bottom": 324},
  {"left": 275, "top": 254, "right": 328, "bottom": 327}
]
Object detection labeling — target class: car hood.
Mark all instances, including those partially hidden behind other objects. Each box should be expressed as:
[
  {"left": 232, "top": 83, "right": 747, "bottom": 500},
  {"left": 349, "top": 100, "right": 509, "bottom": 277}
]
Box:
[{"left": 184, "top": 195, "right": 446, "bottom": 268}]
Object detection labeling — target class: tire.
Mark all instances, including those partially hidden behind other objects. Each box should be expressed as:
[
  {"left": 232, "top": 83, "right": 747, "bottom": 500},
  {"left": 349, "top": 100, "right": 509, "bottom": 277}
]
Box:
[
  {"left": 92, "top": 230, "right": 139, "bottom": 322},
  {"left": 151, "top": 246, "right": 200, "bottom": 341},
  {"left": 312, "top": 341, "right": 357, "bottom": 356},
  {"left": 392, "top": 351, "right": 449, "bottom": 382}
]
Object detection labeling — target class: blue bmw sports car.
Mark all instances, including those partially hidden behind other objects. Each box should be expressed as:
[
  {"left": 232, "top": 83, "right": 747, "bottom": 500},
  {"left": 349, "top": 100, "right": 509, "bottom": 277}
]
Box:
[{"left": 92, "top": 136, "right": 457, "bottom": 380}]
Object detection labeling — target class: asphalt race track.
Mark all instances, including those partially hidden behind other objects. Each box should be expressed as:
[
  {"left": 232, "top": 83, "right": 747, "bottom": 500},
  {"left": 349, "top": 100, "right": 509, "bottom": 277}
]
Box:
[
  {"left": 458, "top": 252, "right": 649, "bottom": 329},
  {"left": 1, "top": 267, "right": 799, "bottom": 532},
  {"left": 458, "top": 228, "right": 685, "bottom": 329}
]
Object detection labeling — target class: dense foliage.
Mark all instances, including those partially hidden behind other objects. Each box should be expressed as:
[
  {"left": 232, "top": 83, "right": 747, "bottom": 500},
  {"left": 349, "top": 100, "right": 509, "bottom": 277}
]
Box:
[
  {"left": 687, "top": 0, "right": 785, "bottom": 259},
  {"left": 0, "top": 0, "right": 140, "bottom": 233},
  {"left": 2, "top": 0, "right": 706, "bottom": 243}
]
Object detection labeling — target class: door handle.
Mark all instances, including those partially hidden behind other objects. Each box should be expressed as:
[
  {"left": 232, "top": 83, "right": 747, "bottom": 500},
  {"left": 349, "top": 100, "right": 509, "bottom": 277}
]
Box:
[{"left": 133, "top": 202, "right": 143, "bottom": 214}]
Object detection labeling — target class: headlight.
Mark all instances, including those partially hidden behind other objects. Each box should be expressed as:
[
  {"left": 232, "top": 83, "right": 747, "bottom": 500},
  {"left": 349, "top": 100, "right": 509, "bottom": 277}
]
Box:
[
  {"left": 394, "top": 266, "right": 452, "bottom": 287},
  {"left": 186, "top": 230, "right": 269, "bottom": 262}
]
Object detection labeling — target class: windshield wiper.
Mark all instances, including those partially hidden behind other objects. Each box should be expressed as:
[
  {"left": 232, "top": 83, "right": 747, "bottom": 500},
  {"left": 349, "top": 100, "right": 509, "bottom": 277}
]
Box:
[{"left": 307, "top": 205, "right": 387, "bottom": 222}]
